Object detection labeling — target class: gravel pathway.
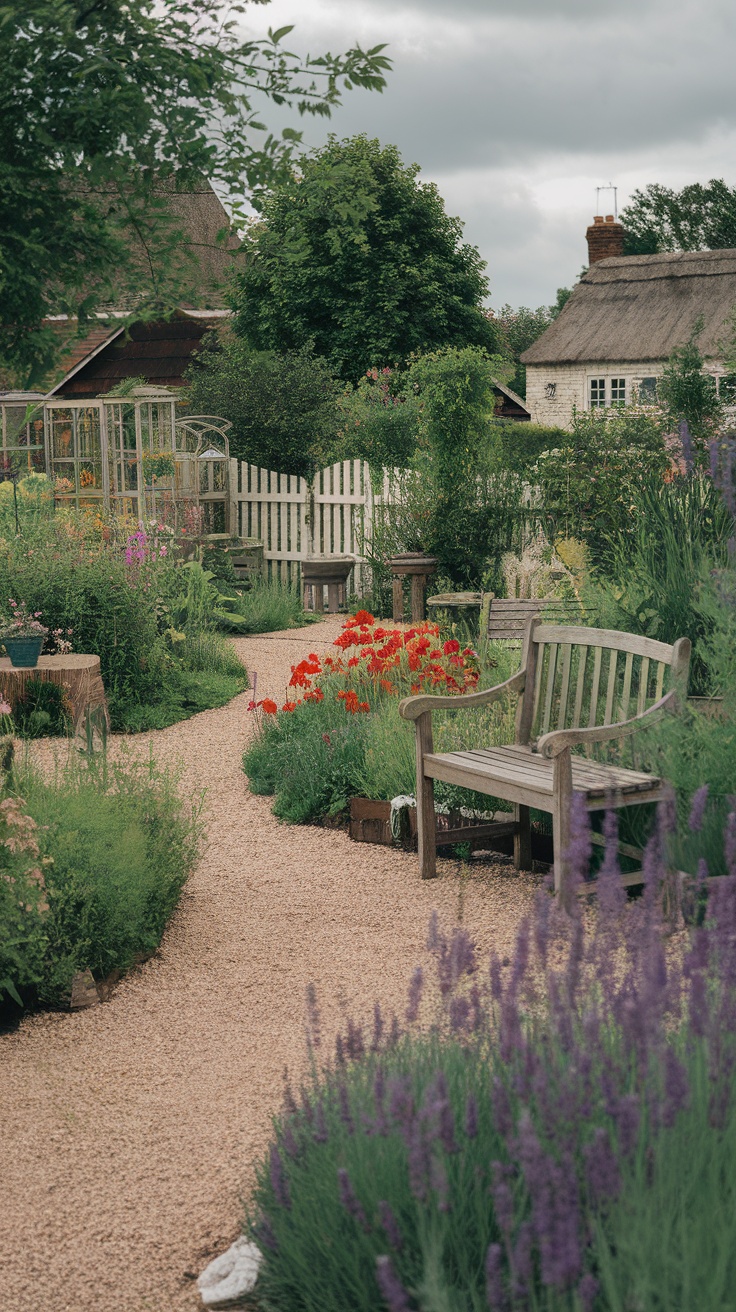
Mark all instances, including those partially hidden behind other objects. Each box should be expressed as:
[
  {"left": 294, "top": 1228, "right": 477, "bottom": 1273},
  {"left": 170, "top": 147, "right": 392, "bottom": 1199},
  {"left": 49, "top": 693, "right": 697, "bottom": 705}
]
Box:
[{"left": 0, "top": 618, "right": 542, "bottom": 1312}]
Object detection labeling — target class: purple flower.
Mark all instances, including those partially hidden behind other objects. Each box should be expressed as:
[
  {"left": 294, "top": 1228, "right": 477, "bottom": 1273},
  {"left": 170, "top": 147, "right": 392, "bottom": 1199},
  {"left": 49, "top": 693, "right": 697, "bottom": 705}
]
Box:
[
  {"left": 406, "top": 966, "right": 423, "bottom": 1024},
  {"left": 338, "top": 1081, "right": 354, "bottom": 1134},
  {"left": 464, "top": 1092, "right": 478, "bottom": 1139},
  {"left": 449, "top": 994, "right": 471, "bottom": 1032},
  {"left": 426, "top": 1071, "right": 458, "bottom": 1154},
  {"left": 584, "top": 1127, "right": 621, "bottom": 1204},
  {"left": 388, "top": 1077, "right": 414, "bottom": 1138},
  {"left": 338, "top": 1167, "right": 370, "bottom": 1231},
  {"left": 511, "top": 1222, "right": 533, "bottom": 1299},
  {"left": 491, "top": 1165, "right": 514, "bottom": 1238},
  {"left": 597, "top": 807, "right": 626, "bottom": 919},
  {"left": 533, "top": 889, "right": 552, "bottom": 968},
  {"left": 281, "top": 1121, "right": 299, "bottom": 1160},
  {"left": 371, "top": 1001, "right": 385, "bottom": 1052},
  {"left": 269, "top": 1144, "right": 291, "bottom": 1210},
  {"left": 407, "top": 1120, "right": 430, "bottom": 1202},
  {"left": 376, "top": 1255, "right": 412, "bottom": 1312},
  {"left": 378, "top": 1200, "right": 403, "bottom": 1251},
  {"left": 490, "top": 953, "right": 503, "bottom": 1003},
  {"left": 689, "top": 785, "right": 710, "bottom": 833},
  {"left": 430, "top": 1153, "right": 451, "bottom": 1212},
  {"left": 577, "top": 1273, "right": 599, "bottom": 1312},
  {"left": 566, "top": 792, "right": 593, "bottom": 885},
  {"left": 662, "top": 1047, "right": 690, "bottom": 1127},
  {"left": 305, "top": 982, "right": 321, "bottom": 1049},
  {"left": 254, "top": 1213, "right": 278, "bottom": 1252},
  {"left": 335, "top": 1034, "right": 346, "bottom": 1067},
  {"left": 613, "top": 1092, "right": 640, "bottom": 1158},
  {"left": 426, "top": 909, "right": 440, "bottom": 951},
  {"left": 346, "top": 1017, "right": 365, "bottom": 1060},
  {"left": 313, "top": 1100, "right": 329, "bottom": 1144},
  {"left": 485, "top": 1243, "right": 505, "bottom": 1310}
]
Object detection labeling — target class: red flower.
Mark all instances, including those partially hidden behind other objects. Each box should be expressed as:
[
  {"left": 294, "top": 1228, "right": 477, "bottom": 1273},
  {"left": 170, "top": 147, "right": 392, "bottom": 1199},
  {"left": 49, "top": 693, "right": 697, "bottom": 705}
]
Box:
[
  {"left": 352, "top": 609, "right": 375, "bottom": 627},
  {"left": 282, "top": 701, "right": 297, "bottom": 713},
  {"left": 348, "top": 656, "right": 360, "bottom": 668},
  {"left": 443, "top": 638, "right": 460, "bottom": 655},
  {"left": 261, "top": 698, "right": 278, "bottom": 714}
]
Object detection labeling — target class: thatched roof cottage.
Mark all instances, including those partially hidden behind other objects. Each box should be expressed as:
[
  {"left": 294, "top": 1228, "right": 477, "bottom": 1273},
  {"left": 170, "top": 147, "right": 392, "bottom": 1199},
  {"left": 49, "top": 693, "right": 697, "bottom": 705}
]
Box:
[{"left": 521, "top": 218, "right": 736, "bottom": 427}]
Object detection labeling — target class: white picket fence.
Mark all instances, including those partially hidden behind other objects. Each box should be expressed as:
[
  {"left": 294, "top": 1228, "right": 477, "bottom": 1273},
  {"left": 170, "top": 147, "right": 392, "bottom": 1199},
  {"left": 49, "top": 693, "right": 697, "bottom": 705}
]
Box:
[{"left": 229, "top": 459, "right": 406, "bottom": 592}]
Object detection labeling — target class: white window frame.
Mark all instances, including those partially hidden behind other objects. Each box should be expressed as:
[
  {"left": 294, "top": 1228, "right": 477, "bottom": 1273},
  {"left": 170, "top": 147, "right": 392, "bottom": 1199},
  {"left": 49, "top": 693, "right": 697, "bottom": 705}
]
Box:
[{"left": 589, "top": 377, "right": 607, "bottom": 408}]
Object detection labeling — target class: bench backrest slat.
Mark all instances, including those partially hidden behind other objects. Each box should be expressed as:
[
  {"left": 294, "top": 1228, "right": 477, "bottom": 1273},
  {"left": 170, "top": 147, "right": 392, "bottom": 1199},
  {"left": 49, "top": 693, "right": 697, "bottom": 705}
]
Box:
[{"left": 522, "top": 622, "right": 688, "bottom": 748}]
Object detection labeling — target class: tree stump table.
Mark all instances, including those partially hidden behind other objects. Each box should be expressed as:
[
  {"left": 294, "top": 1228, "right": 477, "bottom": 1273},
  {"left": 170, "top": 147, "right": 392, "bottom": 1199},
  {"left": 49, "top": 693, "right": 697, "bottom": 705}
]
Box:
[
  {"left": 301, "top": 557, "right": 355, "bottom": 613},
  {"left": 388, "top": 553, "right": 438, "bottom": 623},
  {"left": 0, "top": 655, "right": 110, "bottom": 731}
]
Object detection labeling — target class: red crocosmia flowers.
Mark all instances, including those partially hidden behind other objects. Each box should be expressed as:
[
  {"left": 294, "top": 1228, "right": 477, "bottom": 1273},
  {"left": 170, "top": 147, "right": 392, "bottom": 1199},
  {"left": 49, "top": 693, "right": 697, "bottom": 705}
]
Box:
[
  {"left": 282, "top": 701, "right": 298, "bottom": 713},
  {"left": 348, "top": 656, "right": 360, "bottom": 668},
  {"left": 261, "top": 698, "right": 278, "bottom": 714}
]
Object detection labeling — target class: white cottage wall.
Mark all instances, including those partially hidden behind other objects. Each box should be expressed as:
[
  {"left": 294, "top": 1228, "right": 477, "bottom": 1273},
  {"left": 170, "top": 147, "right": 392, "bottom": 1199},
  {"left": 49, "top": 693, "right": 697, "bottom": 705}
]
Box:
[{"left": 525, "top": 361, "right": 670, "bottom": 428}]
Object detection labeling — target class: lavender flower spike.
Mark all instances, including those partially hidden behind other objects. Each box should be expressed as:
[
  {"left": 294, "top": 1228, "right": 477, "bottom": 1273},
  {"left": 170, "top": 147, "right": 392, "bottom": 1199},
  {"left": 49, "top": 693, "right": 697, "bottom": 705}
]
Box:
[
  {"left": 376, "top": 1255, "right": 412, "bottom": 1312},
  {"left": 485, "top": 1243, "right": 505, "bottom": 1310},
  {"left": 406, "top": 966, "right": 424, "bottom": 1024},
  {"left": 269, "top": 1144, "right": 291, "bottom": 1210},
  {"left": 337, "top": 1167, "right": 370, "bottom": 1231},
  {"left": 689, "top": 784, "right": 709, "bottom": 833},
  {"left": 378, "top": 1200, "right": 403, "bottom": 1251}
]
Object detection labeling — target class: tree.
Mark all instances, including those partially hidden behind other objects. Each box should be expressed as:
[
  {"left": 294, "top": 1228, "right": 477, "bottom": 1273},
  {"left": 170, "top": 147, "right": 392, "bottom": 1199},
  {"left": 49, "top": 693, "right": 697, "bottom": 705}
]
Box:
[
  {"left": 492, "top": 288, "right": 572, "bottom": 398},
  {"left": 231, "top": 135, "right": 500, "bottom": 381},
  {"left": 185, "top": 334, "right": 343, "bottom": 477},
  {"left": 658, "top": 327, "right": 723, "bottom": 453},
  {"left": 0, "top": 1, "right": 390, "bottom": 383},
  {"left": 621, "top": 181, "right": 736, "bottom": 255}
]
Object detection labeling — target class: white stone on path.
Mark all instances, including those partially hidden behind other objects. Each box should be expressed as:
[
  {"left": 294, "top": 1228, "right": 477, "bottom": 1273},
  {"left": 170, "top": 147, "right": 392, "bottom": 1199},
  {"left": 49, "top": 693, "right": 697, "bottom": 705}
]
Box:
[{"left": 197, "top": 1237, "right": 262, "bottom": 1308}]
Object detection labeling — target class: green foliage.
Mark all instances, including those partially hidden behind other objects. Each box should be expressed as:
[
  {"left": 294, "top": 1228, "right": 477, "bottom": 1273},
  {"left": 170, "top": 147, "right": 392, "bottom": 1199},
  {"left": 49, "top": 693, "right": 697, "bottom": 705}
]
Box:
[
  {"left": 231, "top": 135, "right": 500, "bottom": 382},
  {"left": 485, "top": 420, "right": 569, "bottom": 475},
  {"left": 12, "top": 679, "right": 71, "bottom": 739},
  {"left": 534, "top": 405, "right": 669, "bottom": 563},
  {"left": 492, "top": 302, "right": 555, "bottom": 398},
  {"left": 583, "top": 473, "right": 732, "bottom": 694},
  {"left": 1, "top": 2, "right": 390, "bottom": 383},
  {"left": 621, "top": 179, "right": 736, "bottom": 254},
  {"left": 658, "top": 327, "right": 724, "bottom": 448},
  {"left": 405, "top": 346, "right": 525, "bottom": 587},
  {"left": 1, "top": 749, "right": 202, "bottom": 1012},
  {"left": 185, "top": 336, "right": 344, "bottom": 477},
  {"left": 334, "top": 368, "right": 419, "bottom": 468},
  {"left": 220, "top": 577, "right": 306, "bottom": 635}
]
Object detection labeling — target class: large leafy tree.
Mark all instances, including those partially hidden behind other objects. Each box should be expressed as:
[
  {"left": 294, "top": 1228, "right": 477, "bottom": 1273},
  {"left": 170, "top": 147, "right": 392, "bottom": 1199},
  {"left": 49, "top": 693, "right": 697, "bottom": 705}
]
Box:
[
  {"left": 621, "top": 181, "right": 736, "bottom": 255},
  {"left": 231, "top": 135, "right": 500, "bottom": 380},
  {"left": 0, "top": 0, "right": 390, "bottom": 383}
]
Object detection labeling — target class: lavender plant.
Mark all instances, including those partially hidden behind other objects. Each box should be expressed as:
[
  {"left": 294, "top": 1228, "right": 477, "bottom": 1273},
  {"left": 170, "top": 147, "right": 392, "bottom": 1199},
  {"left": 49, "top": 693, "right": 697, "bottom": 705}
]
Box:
[{"left": 247, "top": 801, "right": 736, "bottom": 1311}]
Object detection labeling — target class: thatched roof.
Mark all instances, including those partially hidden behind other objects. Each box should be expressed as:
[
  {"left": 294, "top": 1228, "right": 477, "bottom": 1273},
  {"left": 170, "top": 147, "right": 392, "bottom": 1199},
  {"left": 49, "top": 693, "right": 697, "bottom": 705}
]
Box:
[{"left": 520, "top": 249, "right": 736, "bottom": 366}]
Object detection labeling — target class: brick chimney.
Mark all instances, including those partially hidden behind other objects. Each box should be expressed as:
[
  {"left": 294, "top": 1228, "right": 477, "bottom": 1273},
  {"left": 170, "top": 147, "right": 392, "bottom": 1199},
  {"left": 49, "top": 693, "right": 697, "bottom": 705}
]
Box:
[{"left": 586, "top": 214, "right": 624, "bottom": 264}]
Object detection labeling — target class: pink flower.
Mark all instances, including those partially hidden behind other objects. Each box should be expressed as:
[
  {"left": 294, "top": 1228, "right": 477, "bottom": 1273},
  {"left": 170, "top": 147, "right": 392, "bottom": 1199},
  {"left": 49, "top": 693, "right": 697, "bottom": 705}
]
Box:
[{"left": 0, "top": 700, "right": 11, "bottom": 715}]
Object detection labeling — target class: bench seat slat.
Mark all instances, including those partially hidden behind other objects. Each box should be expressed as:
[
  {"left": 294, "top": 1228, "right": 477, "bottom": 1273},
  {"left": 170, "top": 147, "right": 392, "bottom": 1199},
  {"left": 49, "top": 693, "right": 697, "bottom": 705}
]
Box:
[{"left": 424, "top": 745, "right": 660, "bottom": 799}]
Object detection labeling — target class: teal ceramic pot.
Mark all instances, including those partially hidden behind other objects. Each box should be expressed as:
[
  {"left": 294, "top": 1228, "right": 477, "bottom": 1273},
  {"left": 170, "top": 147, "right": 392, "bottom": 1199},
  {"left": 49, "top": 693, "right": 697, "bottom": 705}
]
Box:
[{"left": 4, "top": 636, "right": 44, "bottom": 668}]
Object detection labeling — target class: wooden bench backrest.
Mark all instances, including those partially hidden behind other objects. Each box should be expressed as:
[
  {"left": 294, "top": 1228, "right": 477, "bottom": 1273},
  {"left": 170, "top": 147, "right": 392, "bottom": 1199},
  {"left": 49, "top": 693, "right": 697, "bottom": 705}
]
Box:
[
  {"left": 515, "top": 622, "right": 688, "bottom": 748},
  {"left": 482, "top": 596, "right": 586, "bottom": 642}
]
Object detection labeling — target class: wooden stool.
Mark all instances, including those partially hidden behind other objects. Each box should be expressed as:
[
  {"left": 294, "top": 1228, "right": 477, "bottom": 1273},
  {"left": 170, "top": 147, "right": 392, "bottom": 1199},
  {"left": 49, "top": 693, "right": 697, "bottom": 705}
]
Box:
[
  {"left": 0, "top": 654, "right": 110, "bottom": 731},
  {"left": 301, "top": 558, "right": 354, "bottom": 613},
  {"left": 388, "top": 553, "right": 438, "bottom": 623}
]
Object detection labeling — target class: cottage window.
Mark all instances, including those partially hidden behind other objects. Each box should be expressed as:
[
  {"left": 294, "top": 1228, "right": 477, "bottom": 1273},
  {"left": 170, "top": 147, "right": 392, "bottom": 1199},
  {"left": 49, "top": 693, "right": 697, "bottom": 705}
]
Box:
[
  {"left": 638, "top": 377, "right": 658, "bottom": 402},
  {"left": 610, "top": 377, "right": 626, "bottom": 404},
  {"left": 590, "top": 378, "right": 606, "bottom": 407},
  {"left": 719, "top": 373, "right": 736, "bottom": 403}
]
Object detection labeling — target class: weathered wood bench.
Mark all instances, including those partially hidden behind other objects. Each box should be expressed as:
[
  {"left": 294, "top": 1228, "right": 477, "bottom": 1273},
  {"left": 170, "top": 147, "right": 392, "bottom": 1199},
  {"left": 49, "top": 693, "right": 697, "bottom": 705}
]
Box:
[
  {"left": 399, "top": 620, "right": 691, "bottom": 901},
  {"left": 480, "top": 596, "right": 587, "bottom": 641}
]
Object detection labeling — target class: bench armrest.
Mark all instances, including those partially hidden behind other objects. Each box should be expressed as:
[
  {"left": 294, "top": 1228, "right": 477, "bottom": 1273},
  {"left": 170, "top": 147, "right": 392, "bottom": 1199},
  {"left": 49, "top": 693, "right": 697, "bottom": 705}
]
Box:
[
  {"left": 536, "top": 689, "right": 677, "bottom": 759},
  {"left": 398, "top": 668, "right": 526, "bottom": 723}
]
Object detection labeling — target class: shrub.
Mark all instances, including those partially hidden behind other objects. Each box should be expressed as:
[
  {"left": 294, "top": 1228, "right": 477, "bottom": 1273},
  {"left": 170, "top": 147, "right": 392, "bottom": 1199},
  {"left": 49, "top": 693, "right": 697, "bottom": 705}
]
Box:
[
  {"left": 246, "top": 805, "right": 736, "bottom": 1312},
  {"left": 334, "top": 368, "right": 419, "bottom": 469},
  {"left": 185, "top": 335, "right": 343, "bottom": 477},
  {"left": 224, "top": 578, "right": 306, "bottom": 635},
  {"left": 0, "top": 749, "right": 202, "bottom": 1013},
  {"left": 485, "top": 419, "right": 569, "bottom": 475}
]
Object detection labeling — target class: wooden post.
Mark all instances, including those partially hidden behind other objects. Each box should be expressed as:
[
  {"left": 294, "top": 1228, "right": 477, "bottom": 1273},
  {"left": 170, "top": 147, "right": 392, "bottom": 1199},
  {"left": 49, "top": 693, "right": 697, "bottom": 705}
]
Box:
[
  {"left": 513, "top": 804, "right": 532, "bottom": 870},
  {"left": 392, "top": 575, "right": 405, "bottom": 622},
  {"left": 410, "top": 573, "right": 426, "bottom": 622},
  {"left": 415, "top": 710, "right": 437, "bottom": 879},
  {"left": 552, "top": 747, "right": 574, "bottom": 906}
]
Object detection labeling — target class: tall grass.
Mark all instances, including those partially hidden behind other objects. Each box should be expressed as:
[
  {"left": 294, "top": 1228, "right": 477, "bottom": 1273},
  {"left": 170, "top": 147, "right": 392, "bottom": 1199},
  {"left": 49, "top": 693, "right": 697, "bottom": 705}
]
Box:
[{"left": 227, "top": 578, "right": 307, "bottom": 634}]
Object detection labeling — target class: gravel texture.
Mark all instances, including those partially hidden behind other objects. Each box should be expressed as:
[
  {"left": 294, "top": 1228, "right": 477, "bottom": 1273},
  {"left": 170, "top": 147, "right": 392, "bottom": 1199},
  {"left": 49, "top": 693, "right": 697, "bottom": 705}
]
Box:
[{"left": 0, "top": 617, "right": 542, "bottom": 1312}]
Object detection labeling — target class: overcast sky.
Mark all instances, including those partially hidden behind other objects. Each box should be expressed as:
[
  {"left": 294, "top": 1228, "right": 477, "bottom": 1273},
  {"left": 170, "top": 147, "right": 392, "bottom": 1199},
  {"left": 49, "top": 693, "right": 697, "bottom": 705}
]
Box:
[{"left": 239, "top": 0, "right": 736, "bottom": 310}]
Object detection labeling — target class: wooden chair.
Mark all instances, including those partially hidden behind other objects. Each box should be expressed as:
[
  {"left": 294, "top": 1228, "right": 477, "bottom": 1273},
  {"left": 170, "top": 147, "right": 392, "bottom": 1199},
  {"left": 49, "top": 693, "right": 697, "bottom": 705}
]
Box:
[
  {"left": 399, "top": 620, "right": 691, "bottom": 901},
  {"left": 479, "top": 595, "right": 588, "bottom": 642}
]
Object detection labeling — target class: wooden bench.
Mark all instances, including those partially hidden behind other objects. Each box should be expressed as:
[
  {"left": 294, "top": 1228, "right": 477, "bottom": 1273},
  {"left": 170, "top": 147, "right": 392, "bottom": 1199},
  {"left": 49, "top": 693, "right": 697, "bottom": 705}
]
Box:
[
  {"left": 399, "top": 620, "right": 691, "bottom": 901},
  {"left": 480, "top": 596, "right": 587, "bottom": 641}
]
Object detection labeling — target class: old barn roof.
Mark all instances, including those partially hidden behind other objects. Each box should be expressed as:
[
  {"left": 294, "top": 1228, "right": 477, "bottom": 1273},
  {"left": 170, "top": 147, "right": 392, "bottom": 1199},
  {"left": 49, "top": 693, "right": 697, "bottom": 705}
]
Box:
[{"left": 520, "top": 249, "right": 736, "bottom": 366}]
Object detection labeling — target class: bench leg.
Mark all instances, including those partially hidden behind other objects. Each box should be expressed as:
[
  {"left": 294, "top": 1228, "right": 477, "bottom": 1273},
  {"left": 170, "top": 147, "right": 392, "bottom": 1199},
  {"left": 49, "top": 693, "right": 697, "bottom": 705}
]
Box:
[
  {"left": 392, "top": 576, "right": 405, "bottom": 623},
  {"left": 513, "top": 804, "right": 532, "bottom": 870},
  {"left": 552, "top": 748, "right": 573, "bottom": 908},
  {"left": 415, "top": 710, "right": 436, "bottom": 879}
]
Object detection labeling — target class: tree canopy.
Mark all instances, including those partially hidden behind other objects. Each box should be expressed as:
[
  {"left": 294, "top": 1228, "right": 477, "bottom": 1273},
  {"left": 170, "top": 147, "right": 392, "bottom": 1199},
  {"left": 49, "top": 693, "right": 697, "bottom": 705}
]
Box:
[
  {"left": 621, "top": 181, "right": 736, "bottom": 255},
  {"left": 0, "top": 0, "right": 390, "bottom": 383},
  {"left": 230, "top": 135, "right": 500, "bottom": 380},
  {"left": 185, "top": 335, "right": 344, "bottom": 477}
]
